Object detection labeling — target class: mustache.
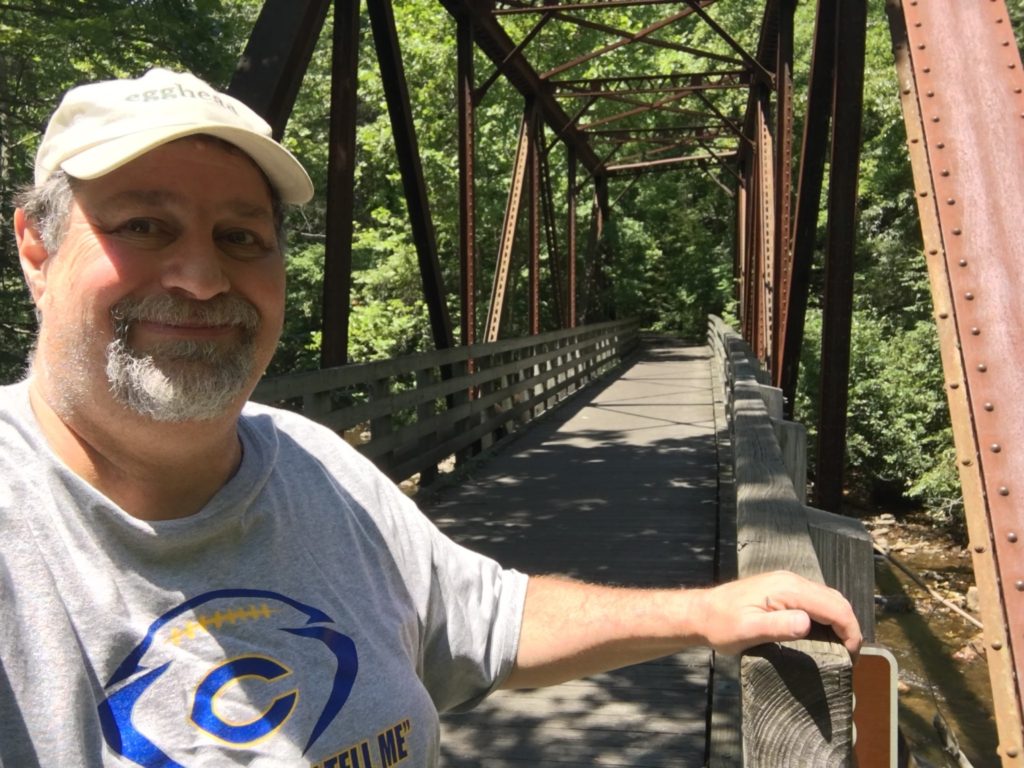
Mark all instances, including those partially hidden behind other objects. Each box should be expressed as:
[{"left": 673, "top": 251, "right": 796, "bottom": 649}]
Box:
[{"left": 110, "top": 294, "right": 260, "bottom": 334}]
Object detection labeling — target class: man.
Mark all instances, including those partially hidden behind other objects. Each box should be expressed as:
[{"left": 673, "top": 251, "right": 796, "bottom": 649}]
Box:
[{"left": 2, "top": 68, "right": 861, "bottom": 766}]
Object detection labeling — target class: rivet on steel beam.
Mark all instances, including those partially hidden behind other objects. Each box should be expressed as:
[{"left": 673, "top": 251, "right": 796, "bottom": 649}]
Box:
[
  {"left": 952, "top": 226, "right": 962, "bottom": 234},
  {"left": 960, "top": 456, "right": 970, "bottom": 464},
  {"left": 959, "top": 259, "right": 968, "bottom": 266},
  {"left": 951, "top": 383, "right": 961, "bottom": 390},
  {"left": 927, "top": 90, "right": 935, "bottom": 97},
  {"left": 902, "top": 87, "right": 911, "bottom": 95},
  {"left": 941, "top": 169, "right": 950, "bottom": 177},
  {"left": 914, "top": 21, "right": 922, "bottom": 27},
  {"left": 938, "top": 312, "right": 949, "bottom": 319},
  {"left": 917, "top": 44, "right": 926, "bottom": 50},
  {"left": 1010, "top": 64, "right": 1017, "bottom": 70},
  {"left": 937, "top": 142, "right": 946, "bottom": 148},
  {"left": 972, "top": 327, "right": 981, "bottom": 336},
  {"left": 992, "top": 641, "right": 1003, "bottom": 650},
  {"left": 947, "top": 198, "right": 956, "bottom": 205},
  {"left": 928, "top": 248, "right": 939, "bottom": 255},
  {"left": 931, "top": 116, "right": 941, "bottom": 122},
  {"left": 985, "top": 402, "right": 995, "bottom": 411},
  {"left": 990, "top": 443, "right": 1000, "bottom": 452},
  {"left": 965, "top": 291, "right": 974, "bottom": 300},
  {"left": 999, "top": 486, "right": 1010, "bottom": 495},
  {"left": 1017, "top": 88, "right": 1024, "bottom": 94},
  {"left": 923, "top": 67, "right": 931, "bottom": 73},
  {"left": 911, "top": 137, "right": 920, "bottom": 144},
  {"left": 974, "top": 544, "right": 986, "bottom": 553},
  {"left": 919, "top": 190, "right": 929, "bottom": 197},
  {"left": 1010, "top": 532, "right": 1019, "bottom": 543},
  {"left": 1007, "top": 747, "right": 1021, "bottom": 758},
  {"left": 978, "top": 363, "right": 988, "bottom": 372}
]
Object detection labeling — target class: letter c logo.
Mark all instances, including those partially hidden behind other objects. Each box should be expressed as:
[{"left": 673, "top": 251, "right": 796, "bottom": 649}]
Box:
[{"left": 191, "top": 656, "right": 297, "bottom": 745}]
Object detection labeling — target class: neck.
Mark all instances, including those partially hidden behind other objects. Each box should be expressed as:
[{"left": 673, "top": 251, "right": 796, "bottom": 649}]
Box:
[{"left": 27, "top": 377, "right": 245, "bottom": 521}]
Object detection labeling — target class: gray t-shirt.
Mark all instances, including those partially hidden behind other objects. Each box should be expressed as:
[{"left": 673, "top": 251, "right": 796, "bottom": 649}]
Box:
[{"left": 0, "top": 381, "right": 527, "bottom": 767}]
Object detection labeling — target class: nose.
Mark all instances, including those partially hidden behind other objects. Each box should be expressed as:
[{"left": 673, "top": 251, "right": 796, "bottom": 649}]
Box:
[{"left": 159, "top": 237, "right": 231, "bottom": 301}]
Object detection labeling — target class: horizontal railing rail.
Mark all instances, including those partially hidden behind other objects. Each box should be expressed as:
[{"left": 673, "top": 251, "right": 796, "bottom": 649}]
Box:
[
  {"left": 253, "top": 318, "right": 641, "bottom": 484},
  {"left": 707, "top": 315, "right": 872, "bottom": 768}
]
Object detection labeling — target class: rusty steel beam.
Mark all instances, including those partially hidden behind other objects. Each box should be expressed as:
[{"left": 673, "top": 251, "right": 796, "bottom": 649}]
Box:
[
  {"left": 770, "top": 0, "right": 795, "bottom": 384},
  {"left": 458, "top": 15, "right": 477, "bottom": 348},
  {"left": 567, "top": 147, "right": 578, "bottom": 328},
  {"left": 888, "top": 0, "right": 1024, "bottom": 760},
  {"left": 528, "top": 102, "right": 542, "bottom": 336},
  {"left": 368, "top": 0, "right": 454, "bottom": 352},
  {"left": 228, "top": 0, "right": 330, "bottom": 139},
  {"left": 754, "top": 93, "right": 775, "bottom": 362},
  {"left": 779, "top": 0, "right": 838, "bottom": 417},
  {"left": 440, "top": 0, "right": 603, "bottom": 174},
  {"left": 494, "top": 0, "right": 693, "bottom": 14},
  {"left": 606, "top": 151, "right": 736, "bottom": 175},
  {"left": 485, "top": 114, "right": 532, "bottom": 342},
  {"left": 475, "top": 10, "right": 555, "bottom": 104},
  {"left": 539, "top": 145, "right": 565, "bottom": 328},
  {"left": 544, "top": 8, "right": 743, "bottom": 64},
  {"left": 541, "top": 6, "right": 739, "bottom": 80},
  {"left": 320, "top": 0, "right": 360, "bottom": 369},
  {"left": 814, "top": 0, "right": 866, "bottom": 512},
  {"left": 551, "top": 69, "right": 749, "bottom": 94}
]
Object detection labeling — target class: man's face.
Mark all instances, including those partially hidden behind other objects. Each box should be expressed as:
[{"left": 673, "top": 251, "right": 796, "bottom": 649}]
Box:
[{"left": 30, "top": 137, "right": 286, "bottom": 423}]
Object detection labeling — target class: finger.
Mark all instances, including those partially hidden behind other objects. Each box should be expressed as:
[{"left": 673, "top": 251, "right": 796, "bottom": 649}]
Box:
[
  {"left": 766, "top": 586, "right": 863, "bottom": 656},
  {"left": 744, "top": 609, "right": 812, "bottom": 647}
]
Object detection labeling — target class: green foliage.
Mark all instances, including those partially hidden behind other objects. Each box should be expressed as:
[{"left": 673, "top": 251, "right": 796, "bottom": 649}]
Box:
[{"left": 796, "top": 310, "right": 962, "bottom": 528}]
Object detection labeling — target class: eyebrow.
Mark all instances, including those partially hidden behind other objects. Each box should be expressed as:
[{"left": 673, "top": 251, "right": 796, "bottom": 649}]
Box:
[{"left": 95, "top": 189, "right": 273, "bottom": 220}]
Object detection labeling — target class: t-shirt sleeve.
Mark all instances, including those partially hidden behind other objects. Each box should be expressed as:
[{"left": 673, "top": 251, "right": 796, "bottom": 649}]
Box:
[{"left": 417, "top": 522, "right": 528, "bottom": 712}]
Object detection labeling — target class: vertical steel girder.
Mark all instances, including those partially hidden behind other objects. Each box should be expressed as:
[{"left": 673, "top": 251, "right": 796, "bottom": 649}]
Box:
[
  {"left": 539, "top": 148, "right": 566, "bottom": 329},
  {"left": 228, "top": 0, "right": 331, "bottom": 139},
  {"left": 779, "top": 0, "right": 838, "bottom": 416},
  {"left": 367, "top": 0, "right": 454, "bottom": 352},
  {"left": 567, "top": 148, "right": 578, "bottom": 328},
  {"left": 888, "top": 0, "right": 1024, "bottom": 759},
  {"left": 814, "top": 0, "right": 866, "bottom": 513},
  {"left": 320, "top": 0, "right": 360, "bottom": 369},
  {"left": 457, "top": 16, "right": 477, "bottom": 348},
  {"left": 528, "top": 102, "right": 542, "bottom": 336}
]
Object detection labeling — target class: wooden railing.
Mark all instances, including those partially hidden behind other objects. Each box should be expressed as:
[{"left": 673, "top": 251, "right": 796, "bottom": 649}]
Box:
[
  {"left": 253, "top": 319, "right": 641, "bottom": 484},
  {"left": 707, "top": 316, "right": 874, "bottom": 767}
]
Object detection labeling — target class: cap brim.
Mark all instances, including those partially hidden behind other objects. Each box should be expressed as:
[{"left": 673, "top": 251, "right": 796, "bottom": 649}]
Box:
[{"left": 59, "top": 124, "right": 314, "bottom": 204}]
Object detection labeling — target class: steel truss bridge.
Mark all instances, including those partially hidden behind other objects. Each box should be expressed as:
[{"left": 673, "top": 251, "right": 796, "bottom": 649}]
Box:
[{"left": 235, "top": 0, "right": 1024, "bottom": 763}]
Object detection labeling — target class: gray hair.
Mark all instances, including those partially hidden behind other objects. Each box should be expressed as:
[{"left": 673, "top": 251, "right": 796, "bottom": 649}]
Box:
[{"left": 15, "top": 172, "right": 74, "bottom": 254}]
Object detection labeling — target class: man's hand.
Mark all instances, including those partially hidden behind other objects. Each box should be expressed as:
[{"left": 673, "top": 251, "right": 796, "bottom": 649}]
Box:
[
  {"left": 692, "top": 570, "right": 863, "bottom": 657},
  {"left": 502, "top": 570, "right": 862, "bottom": 690}
]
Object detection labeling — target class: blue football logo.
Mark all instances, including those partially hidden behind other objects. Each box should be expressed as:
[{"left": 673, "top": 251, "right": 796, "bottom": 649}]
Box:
[{"left": 97, "top": 589, "right": 358, "bottom": 767}]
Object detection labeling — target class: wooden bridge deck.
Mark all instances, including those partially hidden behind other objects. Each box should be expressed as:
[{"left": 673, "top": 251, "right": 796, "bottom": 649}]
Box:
[{"left": 422, "top": 338, "right": 724, "bottom": 767}]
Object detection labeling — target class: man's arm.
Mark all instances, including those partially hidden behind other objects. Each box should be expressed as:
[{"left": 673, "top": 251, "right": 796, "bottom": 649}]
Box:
[{"left": 501, "top": 570, "right": 862, "bottom": 690}]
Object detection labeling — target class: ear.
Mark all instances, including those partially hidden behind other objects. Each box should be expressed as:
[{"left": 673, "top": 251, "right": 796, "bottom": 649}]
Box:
[{"left": 14, "top": 208, "right": 51, "bottom": 305}]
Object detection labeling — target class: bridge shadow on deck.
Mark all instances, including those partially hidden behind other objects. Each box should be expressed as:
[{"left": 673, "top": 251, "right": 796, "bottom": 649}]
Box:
[{"left": 421, "top": 339, "right": 724, "bottom": 767}]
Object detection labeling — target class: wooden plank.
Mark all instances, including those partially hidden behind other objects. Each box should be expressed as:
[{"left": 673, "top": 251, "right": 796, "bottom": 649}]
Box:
[{"left": 805, "top": 506, "right": 875, "bottom": 644}]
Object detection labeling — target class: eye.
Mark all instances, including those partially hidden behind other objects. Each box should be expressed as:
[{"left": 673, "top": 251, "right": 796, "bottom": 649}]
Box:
[
  {"left": 218, "top": 229, "right": 275, "bottom": 260},
  {"left": 107, "top": 218, "right": 174, "bottom": 247},
  {"left": 120, "top": 218, "right": 160, "bottom": 235}
]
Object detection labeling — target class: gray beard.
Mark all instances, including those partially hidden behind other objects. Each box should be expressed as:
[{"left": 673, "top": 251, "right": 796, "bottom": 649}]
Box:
[{"left": 104, "top": 295, "right": 261, "bottom": 422}]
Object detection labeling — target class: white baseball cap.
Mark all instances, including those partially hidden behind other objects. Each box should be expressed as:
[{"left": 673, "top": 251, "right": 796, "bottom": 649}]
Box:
[{"left": 34, "top": 68, "right": 314, "bottom": 204}]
